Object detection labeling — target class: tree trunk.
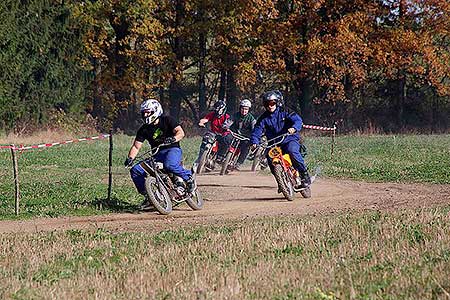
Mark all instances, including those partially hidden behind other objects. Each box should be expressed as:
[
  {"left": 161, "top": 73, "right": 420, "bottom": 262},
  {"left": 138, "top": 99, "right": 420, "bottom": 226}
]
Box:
[
  {"left": 218, "top": 69, "right": 227, "bottom": 102},
  {"left": 169, "top": 0, "right": 185, "bottom": 121},
  {"left": 225, "top": 69, "right": 238, "bottom": 114},
  {"left": 109, "top": 11, "right": 130, "bottom": 130},
  {"left": 198, "top": 30, "right": 207, "bottom": 118},
  {"left": 396, "top": 75, "right": 406, "bottom": 129}
]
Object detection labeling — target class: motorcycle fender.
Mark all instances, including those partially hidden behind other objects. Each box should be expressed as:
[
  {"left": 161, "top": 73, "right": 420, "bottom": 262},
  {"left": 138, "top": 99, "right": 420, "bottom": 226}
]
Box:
[
  {"left": 212, "top": 141, "right": 219, "bottom": 152},
  {"left": 272, "top": 157, "right": 281, "bottom": 164},
  {"left": 283, "top": 154, "right": 293, "bottom": 166}
]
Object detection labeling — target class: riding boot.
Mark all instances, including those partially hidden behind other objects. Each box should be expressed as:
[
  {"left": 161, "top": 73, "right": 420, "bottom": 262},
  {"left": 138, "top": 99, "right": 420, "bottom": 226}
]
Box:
[
  {"left": 185, "top": 176, "right": 197, "bottom": 193},
  {"left": 300, "top": 171, "right": 311, "bottom": 187}
]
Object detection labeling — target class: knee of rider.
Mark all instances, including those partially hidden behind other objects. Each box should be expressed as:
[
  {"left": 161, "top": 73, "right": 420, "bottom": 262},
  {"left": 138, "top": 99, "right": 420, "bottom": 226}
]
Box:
[{"left": 130, "top": 165, "right": 141, "bottom": 177}]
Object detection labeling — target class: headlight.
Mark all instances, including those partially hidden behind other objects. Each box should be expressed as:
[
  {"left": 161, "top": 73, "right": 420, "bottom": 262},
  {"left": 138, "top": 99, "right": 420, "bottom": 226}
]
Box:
[{"left": 268, "top": 146, "right": 282, "bottom": 158}]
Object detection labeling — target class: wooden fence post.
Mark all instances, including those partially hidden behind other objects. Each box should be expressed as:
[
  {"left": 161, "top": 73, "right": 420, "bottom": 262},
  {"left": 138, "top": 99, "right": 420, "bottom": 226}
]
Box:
[
  {"left": 10, "top": 145, "right": 20, "bottom": 215},
  {"left": 331, "top": 124, "right": 336, "bottom": 157},
  {"left": 107, "top": 130, "right": 113, "bottom": 202}
]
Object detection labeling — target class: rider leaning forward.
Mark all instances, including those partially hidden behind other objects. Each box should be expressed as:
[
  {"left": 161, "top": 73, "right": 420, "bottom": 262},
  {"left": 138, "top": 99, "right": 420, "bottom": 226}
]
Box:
[
  {"left": 250, "top": 90, "right": 311, "bottom": 190},
  {"left": 125, "top": 99, "right": 196, "bottom": 210},
  {"left": 229, "top": 99, "right": 256, "bottom": 170},
  {"left": 195, "top": 100, "right": 233, "bottom": 164}
]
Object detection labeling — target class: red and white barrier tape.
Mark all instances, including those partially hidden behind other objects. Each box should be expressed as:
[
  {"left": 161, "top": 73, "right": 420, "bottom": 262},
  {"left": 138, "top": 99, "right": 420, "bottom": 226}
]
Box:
[
  {"left": 303, "top": 124, "right": 336, "bottom": 131},
  {"left": 1, "top": 134, "right": 110, "bottom": 151}
]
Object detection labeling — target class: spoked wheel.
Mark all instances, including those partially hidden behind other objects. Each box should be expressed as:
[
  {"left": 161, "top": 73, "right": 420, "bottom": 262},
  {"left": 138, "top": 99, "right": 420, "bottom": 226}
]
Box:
[
  {"left": 273, "top": 164, "right": 295, "bottom": 201},
  {"left": 144, "top": 177, "right": 172, "bottom": 214},
  {"left": 197, "top": 146, "right": 212, "bottom": 175},
  {"left": 186, "top": 188, "right": 204, "bottom": 210},
  {"left": 251, "top": 148, "right": 263, "bottom": 172},
  {"left": 220, "top": 151, "right": 234, "bottom": 175},
  {"left": 300, "top": 186, "right": 311, "bottom": 198}
]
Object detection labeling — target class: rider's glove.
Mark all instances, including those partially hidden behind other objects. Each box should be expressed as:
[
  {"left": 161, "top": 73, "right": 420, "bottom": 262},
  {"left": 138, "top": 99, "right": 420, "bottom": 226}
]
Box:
[
  {"left": 164, "top": 136, "right": 176, "bottom": 144},
  {"left": 124, "top": 157, "right": 134, "bottom": 167}
]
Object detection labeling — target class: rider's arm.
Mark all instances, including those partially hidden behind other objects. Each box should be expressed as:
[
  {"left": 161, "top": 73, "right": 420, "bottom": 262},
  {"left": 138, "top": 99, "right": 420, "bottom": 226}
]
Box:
[
  {"left": 127, "top": 140, "right": 143, "bottom": 160},
  {"left": 250, "top": 116, "right": 266, "bottom": 145},
  {"left": 222, "top": 116, "right": 233, "bottom": 130},
  {"left": 198, "top": 118, "right": 209, "bottom": 127},
  {"left": 172, "top": 125, "right": 185, "bottom": 142},
  {"left": 199, "top": 112, "right": 214, "bottom": 127},
  {"left": 287, "top": 112, "right": 303, "bottom": 133}
]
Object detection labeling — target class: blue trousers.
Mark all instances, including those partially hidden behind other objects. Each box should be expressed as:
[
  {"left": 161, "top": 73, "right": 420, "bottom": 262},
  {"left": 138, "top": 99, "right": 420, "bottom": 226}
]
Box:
[
  {"left": 130, "top": 147, "right": 192, "bottom": 195},
  {"left": 266, "top": 139, "right": 307, "bottom": 174}
]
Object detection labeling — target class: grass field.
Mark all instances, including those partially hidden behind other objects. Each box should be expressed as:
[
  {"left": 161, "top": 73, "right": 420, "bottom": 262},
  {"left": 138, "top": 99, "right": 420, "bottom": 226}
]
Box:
[
  {"left": 1, "top": 207, "right": 449, "bottom": 299},
  {"left": 0, "top": 134, "right": 449, "bottom": 299},
  {"left": 0, "top": 133, "right": 449, "bottom": 219}
]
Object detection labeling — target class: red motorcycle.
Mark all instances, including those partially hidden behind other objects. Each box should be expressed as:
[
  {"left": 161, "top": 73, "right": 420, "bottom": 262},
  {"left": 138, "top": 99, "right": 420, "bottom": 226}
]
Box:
[
  {"left": 266, "top": 133, "right": 311, "bottom": 200},
  {"left": 220, "top": 131, "right": 249, "bottom": 175}
]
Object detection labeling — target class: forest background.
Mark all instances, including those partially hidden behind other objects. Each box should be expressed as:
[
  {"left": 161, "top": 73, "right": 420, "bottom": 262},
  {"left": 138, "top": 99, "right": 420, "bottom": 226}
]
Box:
[{"left": 0, "top": 0, "right": 449, "bottom": 134}]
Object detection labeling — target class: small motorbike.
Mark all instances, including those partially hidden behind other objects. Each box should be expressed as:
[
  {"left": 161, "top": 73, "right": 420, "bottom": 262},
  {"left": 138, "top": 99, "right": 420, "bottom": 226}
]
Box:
[
  {"left": 130, "top": 144, "right": 204, "bottom": 215},
  {"left": 220, "top": 131, "right": 249, "bottom": 175},
  {"left": 265, "top": 133, "right": 312, "bottom": 200},
  {"left": 249, "top": 135, "right": 269, "bottom": 172},
  {"left": 196, "top": 130, "right": 219, "bottom": 174}
]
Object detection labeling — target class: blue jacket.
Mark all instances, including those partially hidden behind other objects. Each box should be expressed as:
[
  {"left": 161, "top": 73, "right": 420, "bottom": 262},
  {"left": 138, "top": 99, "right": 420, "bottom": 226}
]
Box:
[{"left": 250, "top": 107, "right": 303, "bottom": 145}]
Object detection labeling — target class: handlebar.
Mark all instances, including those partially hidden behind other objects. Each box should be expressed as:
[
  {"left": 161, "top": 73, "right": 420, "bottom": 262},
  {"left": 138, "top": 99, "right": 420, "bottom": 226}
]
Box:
[
  {"left": 126, "top": 142, "right": 174, "bottom": 168},
  {"left": 229, "top": 130, "right": 250, "bottom": 141},
  {"left": 255, "top": 132, "right": 294, "bottom": 150}
]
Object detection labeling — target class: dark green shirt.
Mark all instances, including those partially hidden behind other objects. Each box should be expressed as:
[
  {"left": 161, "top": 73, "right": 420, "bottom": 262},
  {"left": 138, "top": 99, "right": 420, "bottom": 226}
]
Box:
[{"left": 230, "top": 112, "right": 256, "bottom": 138}]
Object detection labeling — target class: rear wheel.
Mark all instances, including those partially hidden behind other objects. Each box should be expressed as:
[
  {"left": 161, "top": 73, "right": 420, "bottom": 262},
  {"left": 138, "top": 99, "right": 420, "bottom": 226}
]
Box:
[
  {"left": 145, "top": 177, "right": 172, "bottom": 214},
  {"left": 186, "top": 189, "right": 204, "bottom": 210},
  {"left": 220, "top": 151, "right": 234, "bottom": 175},
  {"left": 300, "top": 187, "right": 311, "bottom": 198},
  {"left": 273, "top": 164, "right": 295, "bottom": 201}
]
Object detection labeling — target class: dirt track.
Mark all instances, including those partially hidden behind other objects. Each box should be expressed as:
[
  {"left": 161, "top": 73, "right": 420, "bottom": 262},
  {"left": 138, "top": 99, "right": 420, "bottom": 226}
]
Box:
[{"left": 1, "top": 168, "right": 449, "bottom": 234}]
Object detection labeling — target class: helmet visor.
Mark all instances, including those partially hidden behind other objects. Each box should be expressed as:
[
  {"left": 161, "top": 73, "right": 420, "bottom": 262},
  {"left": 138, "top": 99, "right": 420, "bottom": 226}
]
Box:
[{"left": 264, "top": 100, "right": 277, "bottom": 108}]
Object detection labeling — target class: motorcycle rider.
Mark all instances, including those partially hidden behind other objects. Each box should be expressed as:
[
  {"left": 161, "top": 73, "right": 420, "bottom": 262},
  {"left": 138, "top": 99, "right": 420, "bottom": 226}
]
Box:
[
  {"left": 250, "top": 90, "right": 311, "bottom": 189},
  {"left": 125, "top": 99, "right": 196, "bottom": 210},
  {"left": 230, "top": 99, "right": 256, "bottom": 170},
  {"left": 194, "top": 100, "right": 233, "bottom": 166}
]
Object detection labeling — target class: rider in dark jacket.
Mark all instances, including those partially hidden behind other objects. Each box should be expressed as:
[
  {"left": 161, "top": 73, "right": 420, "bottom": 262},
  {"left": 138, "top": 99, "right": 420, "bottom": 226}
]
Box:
[
  {"left": 250, "top": 90, "right": 311, "bottom": 187},
  {"left": 230, "top": 99, "right": 256, "bottom": 170}
]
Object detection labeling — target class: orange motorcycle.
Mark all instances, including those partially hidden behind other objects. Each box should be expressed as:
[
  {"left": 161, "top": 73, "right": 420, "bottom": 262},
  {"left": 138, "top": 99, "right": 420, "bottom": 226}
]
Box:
[{"left": 266, "top": 133, "right": 311, "bottom": 200}]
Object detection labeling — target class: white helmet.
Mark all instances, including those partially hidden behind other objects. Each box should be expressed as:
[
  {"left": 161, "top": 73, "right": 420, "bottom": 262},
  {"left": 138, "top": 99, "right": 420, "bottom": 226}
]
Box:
[
  {"left": 140, "top": 99, "right": 163, "bottom": 124},
  {"left": 240, "top": 99, "right": 252, "bottom": 109}
]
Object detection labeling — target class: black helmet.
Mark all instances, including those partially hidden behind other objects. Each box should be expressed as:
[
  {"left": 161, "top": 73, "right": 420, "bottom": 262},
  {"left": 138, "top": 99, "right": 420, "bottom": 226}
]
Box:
[
  {"left": 213, "top": 100, "right": 227, "bottom": 117},
  {"left": 262, "top": 90, "right": 283, "bottom": 108}
]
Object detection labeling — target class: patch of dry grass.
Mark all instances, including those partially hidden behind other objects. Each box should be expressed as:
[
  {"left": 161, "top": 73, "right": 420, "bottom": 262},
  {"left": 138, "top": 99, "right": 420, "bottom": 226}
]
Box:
[{"left": 1, "top": 208, "right": 449, "bottom": 299}]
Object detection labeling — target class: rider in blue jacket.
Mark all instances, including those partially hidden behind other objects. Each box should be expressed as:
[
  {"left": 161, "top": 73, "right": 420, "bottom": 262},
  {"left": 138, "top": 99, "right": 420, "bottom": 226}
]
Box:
[{"left": 250, "top": 90, "right": 311, "bottom": 188}]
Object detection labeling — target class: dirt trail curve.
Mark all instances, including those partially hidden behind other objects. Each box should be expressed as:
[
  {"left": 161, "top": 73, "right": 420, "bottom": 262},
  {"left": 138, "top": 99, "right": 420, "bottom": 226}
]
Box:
[{"left": 1, "top": 168, "right": 449, "bottom": 234}]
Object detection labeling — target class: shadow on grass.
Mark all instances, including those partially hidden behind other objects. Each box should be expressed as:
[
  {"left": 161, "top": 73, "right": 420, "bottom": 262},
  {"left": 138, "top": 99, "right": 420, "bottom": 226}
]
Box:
[{"left": 88, "top": 197, "right": 141, "bottom": 213}]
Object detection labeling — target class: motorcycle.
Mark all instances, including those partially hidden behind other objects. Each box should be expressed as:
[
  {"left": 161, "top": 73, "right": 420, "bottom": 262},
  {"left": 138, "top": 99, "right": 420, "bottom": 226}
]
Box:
[
  {"left": 220, "top": 130, "right": 249, "bottom": 175},
  {"left": 265, "top": 133, "right": 312, "bottom": 200},
  {"left": 130, "top": 143, "right": 204, "bottom": 215},
  {"left": 248, "top": 135, "right": 269, "bottom": 172},
  {"left": 195, "top": 130, "right": 219, "bottom": 174}
]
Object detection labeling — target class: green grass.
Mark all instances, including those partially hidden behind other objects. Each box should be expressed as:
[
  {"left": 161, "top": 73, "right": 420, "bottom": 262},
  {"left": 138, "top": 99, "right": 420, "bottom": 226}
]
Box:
[
  {"left": 0, "top": 207, "right": 449, "bottom": 299},
  {"left": 304, "top": 134, "right": 450, "bottom": 184},
  {"left": 0, "top": 134, "right": 449, "bottom": 219}
]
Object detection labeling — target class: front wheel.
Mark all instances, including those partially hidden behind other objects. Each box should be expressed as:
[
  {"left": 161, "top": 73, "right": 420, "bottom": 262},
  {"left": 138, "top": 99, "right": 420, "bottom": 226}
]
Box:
[
  {"left": 145, "top": 177, "right": 172, "bottom": 214},
  {"left": 197, "top": 145, "right": 212, "bottom": 175},
  {"left": 273, "top": 164, "right": 295, "bottom": 201},
  {"left": 186, "top": 189, "right": 204, "bottom": 210},
  {"left": 251, "top": 148, "right": 263, "bottom": 172},
  {"left": 220, "top": 151, "right": 234, "bottom": 175}
]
